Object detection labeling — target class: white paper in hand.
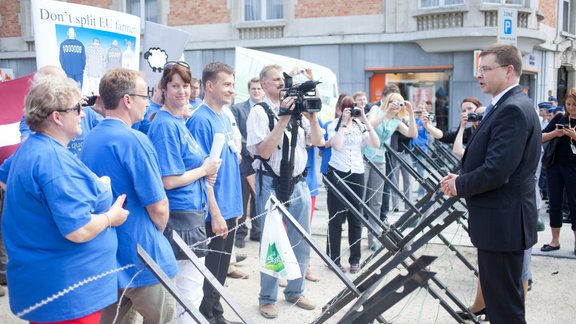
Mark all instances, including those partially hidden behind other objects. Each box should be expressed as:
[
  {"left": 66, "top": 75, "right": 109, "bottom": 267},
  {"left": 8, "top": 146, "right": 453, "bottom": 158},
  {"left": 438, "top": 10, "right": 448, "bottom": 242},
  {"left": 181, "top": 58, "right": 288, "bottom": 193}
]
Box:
[{"left": 210, "top": 133, "right": 225, "bottom": 160}]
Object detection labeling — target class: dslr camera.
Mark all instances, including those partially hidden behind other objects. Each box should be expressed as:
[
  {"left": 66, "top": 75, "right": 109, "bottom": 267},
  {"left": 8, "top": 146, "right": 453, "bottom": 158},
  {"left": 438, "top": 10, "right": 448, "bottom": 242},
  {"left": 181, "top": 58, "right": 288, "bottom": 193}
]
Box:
[
  {"left": 279, "top": 72, "right": 322, "bottom": 116},
  {"left": 351, "top": 104, "right": 362, "bottom": 117},
  {"left": 467, "top": 113, "right": 483, "bottom": 122}
]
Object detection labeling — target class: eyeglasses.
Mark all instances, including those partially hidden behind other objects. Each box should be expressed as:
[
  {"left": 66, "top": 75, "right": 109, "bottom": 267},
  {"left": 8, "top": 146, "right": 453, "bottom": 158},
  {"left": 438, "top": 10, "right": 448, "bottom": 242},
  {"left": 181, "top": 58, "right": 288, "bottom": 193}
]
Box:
[
  {"left": 164, "top": 61, "right": 190, "bottom": 70},
  {"left": 128, "top": 93, "right": 149, "bottom": 100},
  {"left": 476, "top": 65, "right": 509, "bottom": 75},
  {"left": 55, "top": 102, "right": 82, "bottom": 115}
]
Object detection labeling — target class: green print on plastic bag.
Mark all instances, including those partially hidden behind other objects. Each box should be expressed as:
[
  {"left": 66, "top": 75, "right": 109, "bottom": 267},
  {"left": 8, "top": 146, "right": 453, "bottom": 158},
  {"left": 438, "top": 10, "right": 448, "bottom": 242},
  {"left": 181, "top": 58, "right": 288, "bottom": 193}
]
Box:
[{"left": 264, "top": 243, "right": 285, "bottom": 273}]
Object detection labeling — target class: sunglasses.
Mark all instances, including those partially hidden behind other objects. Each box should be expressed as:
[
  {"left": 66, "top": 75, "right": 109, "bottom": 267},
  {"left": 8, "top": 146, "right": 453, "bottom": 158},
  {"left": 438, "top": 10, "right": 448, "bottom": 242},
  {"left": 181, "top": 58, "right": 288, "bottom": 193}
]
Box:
[
  {"left": 164, "top": 61, "right": 190, "bottom": 70},
  {"left": 54, "top": 102, "right": 82, "bottom": 115}
]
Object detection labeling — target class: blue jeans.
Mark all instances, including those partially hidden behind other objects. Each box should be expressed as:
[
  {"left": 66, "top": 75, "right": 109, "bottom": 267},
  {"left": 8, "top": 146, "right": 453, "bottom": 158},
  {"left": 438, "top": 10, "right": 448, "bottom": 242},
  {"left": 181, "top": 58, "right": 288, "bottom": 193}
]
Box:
[
  {"left": 413, "top": 151, "right": 427, "bottom": 199},
  {"left": 257, "top": 173, "right": 311, "bottom": 305}
]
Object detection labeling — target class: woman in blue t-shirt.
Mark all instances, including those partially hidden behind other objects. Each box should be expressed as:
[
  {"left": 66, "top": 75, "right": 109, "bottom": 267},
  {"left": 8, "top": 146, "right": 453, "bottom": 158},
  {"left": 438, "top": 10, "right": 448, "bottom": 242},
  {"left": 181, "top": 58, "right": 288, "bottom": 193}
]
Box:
[
  {"left": 0, "top": 75, "right": 128, "bottom": 323},
  {"left": 147, "top": 61, "right": 221, "bottom": 315}
]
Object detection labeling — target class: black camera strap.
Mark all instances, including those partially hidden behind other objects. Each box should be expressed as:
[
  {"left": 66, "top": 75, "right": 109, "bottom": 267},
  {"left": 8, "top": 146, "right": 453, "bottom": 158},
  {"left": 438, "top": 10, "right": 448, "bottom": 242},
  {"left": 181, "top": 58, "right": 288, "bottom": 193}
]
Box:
[{"left": 254, "top": 102, "right": 303, "bottom": 204}]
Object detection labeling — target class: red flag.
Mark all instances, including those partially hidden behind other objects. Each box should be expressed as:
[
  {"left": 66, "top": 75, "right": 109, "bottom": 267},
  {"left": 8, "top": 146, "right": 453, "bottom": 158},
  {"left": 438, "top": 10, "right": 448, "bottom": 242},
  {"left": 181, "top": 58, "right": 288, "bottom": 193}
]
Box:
[{"left": 0, "top": 74, "right": 33, "bottom": 164}]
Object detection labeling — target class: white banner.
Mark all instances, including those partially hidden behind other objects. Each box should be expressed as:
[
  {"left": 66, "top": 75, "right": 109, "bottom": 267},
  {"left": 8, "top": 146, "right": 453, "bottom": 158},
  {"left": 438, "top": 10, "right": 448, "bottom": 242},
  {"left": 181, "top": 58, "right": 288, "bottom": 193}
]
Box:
[
  {"left": 140, "top": 21, "right": 190, "bottom": 88},
  {"left": 234, "top": 47, "right": 338, "bottom": 122},
  {"left": 31, "top": 0, "right": 141, "bottom": 95}
]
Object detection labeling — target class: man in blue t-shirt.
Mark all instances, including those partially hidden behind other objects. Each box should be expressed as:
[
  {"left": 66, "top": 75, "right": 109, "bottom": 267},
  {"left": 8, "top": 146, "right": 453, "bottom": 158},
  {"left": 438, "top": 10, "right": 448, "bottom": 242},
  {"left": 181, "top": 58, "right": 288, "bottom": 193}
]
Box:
[
  {"left": 186, "top": 62, "right": 243, "bottom": 324},
  {"left": 81, "top": 68, "right": 178, "bottom": 323},
  {"left": 189, "top": 77, "right": 204, "bottom": 110},
  {"left": 132, "top": 82, "right": 163, "bottom": 134}
]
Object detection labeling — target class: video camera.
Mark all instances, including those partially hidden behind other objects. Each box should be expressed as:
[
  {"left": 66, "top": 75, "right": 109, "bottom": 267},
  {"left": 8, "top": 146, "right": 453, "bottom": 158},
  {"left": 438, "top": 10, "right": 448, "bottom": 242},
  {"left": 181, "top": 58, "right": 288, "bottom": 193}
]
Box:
[
  {"left": 279, "top": 72, "right": 322, "bottom": 116},
  {"left": 467, "top": 113, "right": 483, "bottom": 122}
]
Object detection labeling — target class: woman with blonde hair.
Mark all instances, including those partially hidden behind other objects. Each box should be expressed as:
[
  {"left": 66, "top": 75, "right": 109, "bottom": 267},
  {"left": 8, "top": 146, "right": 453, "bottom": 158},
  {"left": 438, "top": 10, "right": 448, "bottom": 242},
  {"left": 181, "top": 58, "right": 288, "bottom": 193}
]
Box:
[
  {"left": 0, "top": 75, "right": 129, "bottom": 323},
  {"left": 363, "top": 92, "right": 417, "bottom": 251}
]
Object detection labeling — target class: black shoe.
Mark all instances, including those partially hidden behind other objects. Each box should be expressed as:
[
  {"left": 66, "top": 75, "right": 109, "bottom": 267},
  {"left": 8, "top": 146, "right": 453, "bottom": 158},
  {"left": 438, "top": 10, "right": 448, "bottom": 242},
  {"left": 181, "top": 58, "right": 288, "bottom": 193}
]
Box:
[
  {"left": 333, "top": 263, "right": 346, "bottom": 273},
  {"left": 236, "top": 253, "right": 247, "bottom": 263},
  {"left": 540, "top": 244, "right": 560, "bottom": 252},
  {"left": 234, "top": 240, "right": 245, "bottom": 248},
  {"left": 249, "top": 236, "right": 260, "bottom": 242},
  {"left": 456, "top": 308, "right": 488, "bottom": 321},
  {"left": 214, "top": 317, "right": 242, "bottom": 324},
  {"left": 528, "top": 279, "right": 533, "bottom": 292}
]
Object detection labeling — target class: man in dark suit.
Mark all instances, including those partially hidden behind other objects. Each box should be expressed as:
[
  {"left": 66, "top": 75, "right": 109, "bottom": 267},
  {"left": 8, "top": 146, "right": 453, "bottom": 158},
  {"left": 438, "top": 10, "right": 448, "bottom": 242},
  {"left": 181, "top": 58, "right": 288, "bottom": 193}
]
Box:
[
  {"left": 440, "top": 43, "right": 540, "bottom": 324},
  {"left": 231, "top": 77, "right": 265, "bottom": 248}
]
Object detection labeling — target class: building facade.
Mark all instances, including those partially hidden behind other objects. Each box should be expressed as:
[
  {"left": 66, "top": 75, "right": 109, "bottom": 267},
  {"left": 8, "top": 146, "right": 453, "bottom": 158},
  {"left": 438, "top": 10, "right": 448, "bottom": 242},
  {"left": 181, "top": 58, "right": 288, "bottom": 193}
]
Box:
[{"left": 1, "top": 0, "right": 575, "bottom": 129}]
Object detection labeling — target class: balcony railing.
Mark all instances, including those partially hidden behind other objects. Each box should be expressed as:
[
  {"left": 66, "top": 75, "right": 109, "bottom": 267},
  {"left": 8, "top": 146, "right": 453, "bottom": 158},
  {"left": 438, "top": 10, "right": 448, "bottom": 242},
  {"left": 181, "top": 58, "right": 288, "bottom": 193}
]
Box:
[
  {"left": 483, "top": 10, "right": 530, "bottom": 28},
  {"left": 237, "top": 24, "right": 284, "bottom": 40},
  {"left": 416, "top": 11, "right": 465, "bottom": 30}
]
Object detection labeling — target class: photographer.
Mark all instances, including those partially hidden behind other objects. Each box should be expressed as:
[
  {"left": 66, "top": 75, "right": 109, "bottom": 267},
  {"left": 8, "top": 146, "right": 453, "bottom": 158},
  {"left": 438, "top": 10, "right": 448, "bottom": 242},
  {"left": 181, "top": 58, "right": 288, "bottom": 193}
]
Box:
[
  {"left": 540, "top": 87, "right": 576, "bottom": 253},
  {"left": 246, "top": 64, "right": 324, "bottom": 320},
  {"left": 452, "top": 105, "right": 486, "bottom": 157},
  {"left": 427, "top": 97, "right": 482, "bottom": 145},
  {"left": 363, "top": 93, "right": 417, "bottom": 251},
  {"left": 325, "top": 95, "right": 379, "bottom": 274}
]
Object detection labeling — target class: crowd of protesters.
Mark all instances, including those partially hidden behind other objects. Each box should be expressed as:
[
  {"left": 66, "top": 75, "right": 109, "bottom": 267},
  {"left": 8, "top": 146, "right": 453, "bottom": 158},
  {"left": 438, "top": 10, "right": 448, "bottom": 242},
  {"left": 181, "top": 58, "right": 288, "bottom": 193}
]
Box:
[{"left": 0, "top": 43, "right": 574, "bottom": 324}]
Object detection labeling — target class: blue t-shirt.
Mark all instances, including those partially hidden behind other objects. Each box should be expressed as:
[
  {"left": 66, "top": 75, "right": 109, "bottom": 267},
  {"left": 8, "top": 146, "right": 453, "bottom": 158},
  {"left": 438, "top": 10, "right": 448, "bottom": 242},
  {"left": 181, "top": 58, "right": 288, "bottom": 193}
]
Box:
[
  {"left": 0, "top": 153, "right": 13, "bottom": 183},
  {"left": 186, "top": 104, "right": 243, "bottom": 221},
  {"left": 19, "top": 116, "right": 31, "bottom": 141},
  {"left": 319, "top": 120, "right": 333, "bottom": 174},
  {"left": 148, "top": 110, "right": 207, "bottom": 211},
  {"left": 189, "top": 98, "right": 203, "bottom": 110},
  {"left": 2, "top": 133, "right": 117, "bottom": 322},
  {"left": 18, "top": 107, "right": 102, "bottom": 156},
  {"left": 132, "top": 100, "right": 162, "bottom": 135},
  {"left": 306, "top": 146, "right": 318, "bottom": 197},
  {"left": 410, "top": 118, "right": 429, "bottom": 153},
  {"left": 80, "top": 119, "right": 178, "bottom": 288},
  {"left": 68, "top": 106, "right": 103, "bottom": 156}
]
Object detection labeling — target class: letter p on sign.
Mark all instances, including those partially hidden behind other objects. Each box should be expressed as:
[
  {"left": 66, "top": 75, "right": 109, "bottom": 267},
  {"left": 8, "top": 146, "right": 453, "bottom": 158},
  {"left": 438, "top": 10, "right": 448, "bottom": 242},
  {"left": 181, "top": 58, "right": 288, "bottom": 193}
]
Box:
[{"left": 504, "top": 19, "right": 513, "bottom": 35}]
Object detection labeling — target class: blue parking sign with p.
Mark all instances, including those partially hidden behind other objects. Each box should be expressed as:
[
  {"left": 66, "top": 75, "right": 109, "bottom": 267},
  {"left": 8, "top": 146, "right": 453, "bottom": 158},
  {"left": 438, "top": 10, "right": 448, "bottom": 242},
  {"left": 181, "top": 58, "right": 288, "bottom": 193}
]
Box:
[{"left": 504, "top": 19, "right": 513, "bottom": 35}]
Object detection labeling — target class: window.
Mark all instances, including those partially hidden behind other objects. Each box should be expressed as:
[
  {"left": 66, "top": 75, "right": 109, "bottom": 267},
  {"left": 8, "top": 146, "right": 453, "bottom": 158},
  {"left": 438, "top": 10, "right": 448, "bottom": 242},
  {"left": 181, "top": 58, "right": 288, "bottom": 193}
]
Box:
[
  {"left": 420, "top": 0, "right": 464, "bottom": 8},
  {"left": 244, "top": 0, "right": 283, "bottom": 21},
  {"left": 483, "top": 0, "right": 524, "bottom": 5},
  {"left": 562, "top": 0, "right": 574, "bottom": 34},
  {"left": 127, "top": 0, "right": 158, "bottom": 23}
]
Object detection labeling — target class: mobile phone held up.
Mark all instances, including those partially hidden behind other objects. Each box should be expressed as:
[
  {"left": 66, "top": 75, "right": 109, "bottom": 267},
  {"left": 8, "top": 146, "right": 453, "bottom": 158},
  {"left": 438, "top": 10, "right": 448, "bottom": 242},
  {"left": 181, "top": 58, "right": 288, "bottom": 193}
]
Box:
[{"left": 83, "top": 95, "right": 98, "bottom": 107}]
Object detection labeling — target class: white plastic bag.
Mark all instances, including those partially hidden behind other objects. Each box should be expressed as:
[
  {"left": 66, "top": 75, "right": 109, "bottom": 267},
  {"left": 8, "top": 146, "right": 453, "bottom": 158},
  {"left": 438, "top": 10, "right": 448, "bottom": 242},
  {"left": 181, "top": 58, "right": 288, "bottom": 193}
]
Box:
[{"left": 259, "top": 196, "right": 302, "bottom": 280}]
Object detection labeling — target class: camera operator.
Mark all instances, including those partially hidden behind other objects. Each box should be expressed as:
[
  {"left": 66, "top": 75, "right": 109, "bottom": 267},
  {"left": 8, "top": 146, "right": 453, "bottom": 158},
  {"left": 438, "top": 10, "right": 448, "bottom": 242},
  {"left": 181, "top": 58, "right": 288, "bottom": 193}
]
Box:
[
  {"left": 246, "top": 64, "right": 324, "bottom": 320},
  {"left": 427, "top": 97, "right": 482, "bottom": 145}
]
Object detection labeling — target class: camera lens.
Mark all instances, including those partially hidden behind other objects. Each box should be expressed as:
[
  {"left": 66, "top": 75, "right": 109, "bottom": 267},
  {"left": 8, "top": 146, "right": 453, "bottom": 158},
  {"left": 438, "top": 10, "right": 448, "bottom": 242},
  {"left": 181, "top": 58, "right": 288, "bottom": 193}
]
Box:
[{"left": 352, "top": 108, "right": 362, "bottom": 117}]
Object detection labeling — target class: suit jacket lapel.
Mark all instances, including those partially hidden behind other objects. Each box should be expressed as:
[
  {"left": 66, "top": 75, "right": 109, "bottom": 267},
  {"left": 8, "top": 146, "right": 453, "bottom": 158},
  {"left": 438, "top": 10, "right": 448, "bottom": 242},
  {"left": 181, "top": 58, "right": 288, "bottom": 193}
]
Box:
[{"left": 461, "top": 85, "right": 524, "bottom": 162}]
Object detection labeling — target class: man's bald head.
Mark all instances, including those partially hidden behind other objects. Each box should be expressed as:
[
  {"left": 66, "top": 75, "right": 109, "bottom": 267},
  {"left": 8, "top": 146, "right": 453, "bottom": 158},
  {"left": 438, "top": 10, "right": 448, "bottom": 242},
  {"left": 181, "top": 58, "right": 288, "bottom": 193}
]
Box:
[{"left": 37, "top": 65, "right": 67, "bottom": 79}]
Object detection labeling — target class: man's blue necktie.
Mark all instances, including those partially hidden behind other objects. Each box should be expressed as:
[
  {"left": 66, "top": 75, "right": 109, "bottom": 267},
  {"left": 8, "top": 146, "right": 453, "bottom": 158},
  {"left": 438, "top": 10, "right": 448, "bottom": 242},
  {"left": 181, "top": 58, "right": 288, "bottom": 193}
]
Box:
[{"left": 484, "top": 103, "right": 495, "bottom": 118}]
